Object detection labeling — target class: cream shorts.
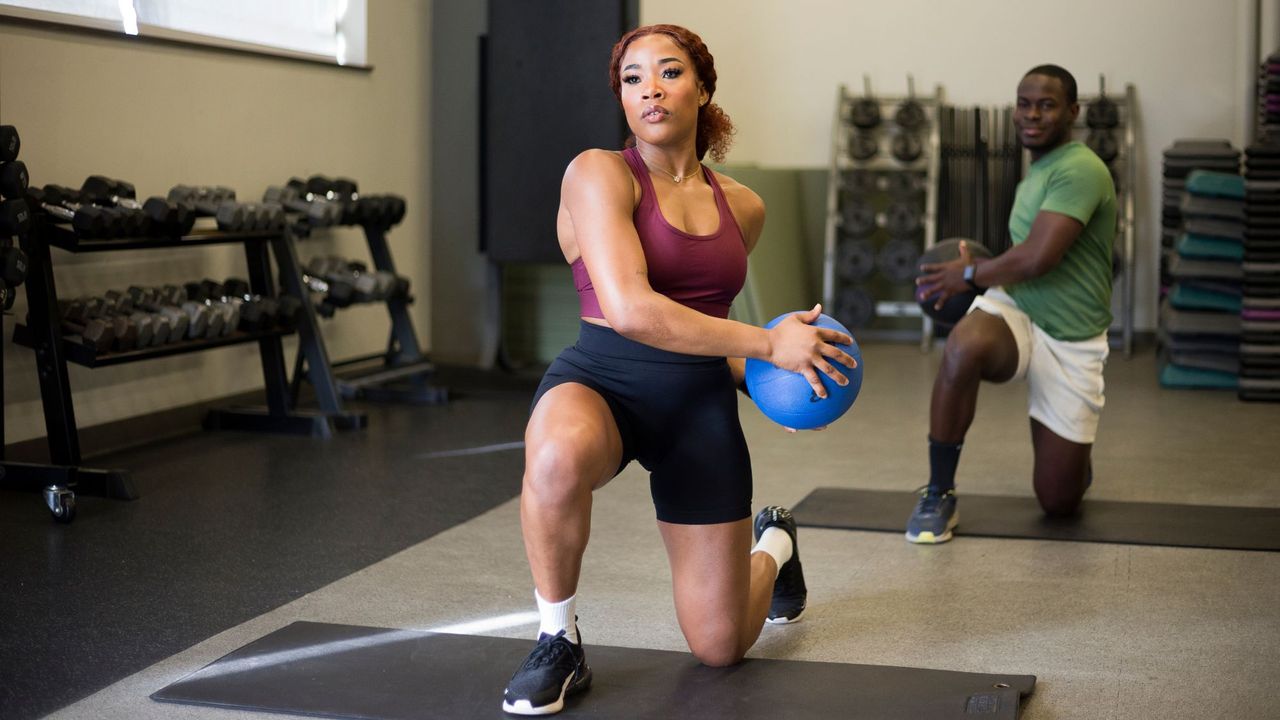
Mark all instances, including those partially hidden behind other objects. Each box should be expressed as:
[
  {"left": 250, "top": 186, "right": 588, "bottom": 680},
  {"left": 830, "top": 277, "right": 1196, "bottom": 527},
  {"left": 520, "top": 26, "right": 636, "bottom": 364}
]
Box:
[{"left": 968, "top": 287, "right": 1108, "bottom": 444}]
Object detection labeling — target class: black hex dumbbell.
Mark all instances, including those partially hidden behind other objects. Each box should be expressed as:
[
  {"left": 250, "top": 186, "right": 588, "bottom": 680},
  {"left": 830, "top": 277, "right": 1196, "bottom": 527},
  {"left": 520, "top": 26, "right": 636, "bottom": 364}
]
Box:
[
  {"left": 223, "top": 277, "right": 278, "bottom": 331},
  {"left": 82, "top": 176, "right": 195, "bottom": 238},
  {"left": 0, "top": 160, "right": 29, "bottom": 200},
  {"left": 263, "top": 184, "right": 342, "bottom": 226},
  {"left": 1, "top": 198, "right": 31, "bottom": 238},
  {"left": 0, "top": 125, "right": 19, "bottom": 163},
  {"left": 28, "top": 186, "right": 109, "bottom": 237},
  {"left": 130, "top": 285, "right": 189, "bottom": 342},
  {"left": 48, "top": 184, "right": 146, "bottom": 237},
  {"left": 57, "top": 298, "right": 116, "bottom": 352}
]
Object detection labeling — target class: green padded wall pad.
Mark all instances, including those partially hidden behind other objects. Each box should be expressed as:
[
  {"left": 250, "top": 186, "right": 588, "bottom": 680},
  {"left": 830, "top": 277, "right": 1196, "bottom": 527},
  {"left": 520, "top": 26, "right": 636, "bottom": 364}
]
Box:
[
  {"left": 151, "top": 621, "right": 1037, "bottom": 720},
  {"left": 793, "top": 488, "right": 1280, "bottom": 551}
]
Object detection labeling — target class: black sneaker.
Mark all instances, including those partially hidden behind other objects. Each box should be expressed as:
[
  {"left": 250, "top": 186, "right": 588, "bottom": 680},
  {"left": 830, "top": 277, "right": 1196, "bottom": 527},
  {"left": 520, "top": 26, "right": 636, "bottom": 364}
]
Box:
[
  {"left": 502, "top": 629, "right": 592, "bottom": 715},
  {"left": 754, "top": 505, "right": 807, "bottom": 624}
]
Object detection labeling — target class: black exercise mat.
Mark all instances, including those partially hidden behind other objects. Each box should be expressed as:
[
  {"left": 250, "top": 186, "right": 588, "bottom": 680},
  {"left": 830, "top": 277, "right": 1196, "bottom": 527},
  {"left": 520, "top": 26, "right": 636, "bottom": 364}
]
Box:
[
  {"left": 152, "top": 621, "right": 1036, "bottom": 720},
  {"left": 793, "top": 487, "right": 1280, "bottom": 551}
]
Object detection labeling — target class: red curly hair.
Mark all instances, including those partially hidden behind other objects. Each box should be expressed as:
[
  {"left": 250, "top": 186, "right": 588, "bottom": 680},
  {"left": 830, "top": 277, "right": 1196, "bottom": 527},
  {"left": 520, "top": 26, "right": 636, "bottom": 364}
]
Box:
[{"left": 608, "top": 24, "right": 735, "bottom": 164}]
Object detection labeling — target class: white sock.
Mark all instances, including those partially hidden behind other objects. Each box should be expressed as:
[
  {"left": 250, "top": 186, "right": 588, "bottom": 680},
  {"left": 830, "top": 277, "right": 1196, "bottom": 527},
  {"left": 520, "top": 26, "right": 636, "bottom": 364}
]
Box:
[
  {"left": 751, "top": 527, "right": 793, "bottom": 579},
  {"left": 535, "top": 589, "right": 578, "bottom": 644}
]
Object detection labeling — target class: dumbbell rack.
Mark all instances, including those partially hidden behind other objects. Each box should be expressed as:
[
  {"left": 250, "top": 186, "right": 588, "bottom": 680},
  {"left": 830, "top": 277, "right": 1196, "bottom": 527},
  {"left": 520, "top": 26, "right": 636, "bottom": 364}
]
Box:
[
  {"left": 1073, "top": 81, "right": 1138, "bottom": 357},
  {"left": 284, "top": 221, "right": 446, "bottom": 406},
  {"left": 4, "top": 218, "right": 364, "bottom": 522},
  {"left": 823, "top": 81, "right": 945, "bottom": 349}
]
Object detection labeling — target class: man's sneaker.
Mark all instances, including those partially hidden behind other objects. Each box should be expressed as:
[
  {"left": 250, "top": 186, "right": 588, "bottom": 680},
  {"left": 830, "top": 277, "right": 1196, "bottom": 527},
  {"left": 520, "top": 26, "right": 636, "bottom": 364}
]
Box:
[
  {"left": 502, "top": 629, "right": 592, "bottom": 715},
  {"left": 905, "top": 486, "right": 959, "bottom": 544},
  {"left": 754, "top": 505, "right": 807, "bottom": 624}
]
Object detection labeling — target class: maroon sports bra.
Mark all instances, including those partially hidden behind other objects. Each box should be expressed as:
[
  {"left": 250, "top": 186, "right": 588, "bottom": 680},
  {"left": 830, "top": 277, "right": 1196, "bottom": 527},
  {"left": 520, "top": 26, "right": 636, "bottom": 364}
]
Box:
[{"left": 571, "top": 146, "right": 748, "bottom": 320}]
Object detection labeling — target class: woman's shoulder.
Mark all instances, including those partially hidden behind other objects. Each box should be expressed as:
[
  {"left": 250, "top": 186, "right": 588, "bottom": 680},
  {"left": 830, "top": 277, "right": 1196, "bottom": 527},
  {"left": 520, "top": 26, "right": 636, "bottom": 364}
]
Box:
[
  {"left": 565, "top": 148, "right": 632, "bottom": 182},
  {"left": 709, "top": 169, "right": 765, "bottom": 221}
]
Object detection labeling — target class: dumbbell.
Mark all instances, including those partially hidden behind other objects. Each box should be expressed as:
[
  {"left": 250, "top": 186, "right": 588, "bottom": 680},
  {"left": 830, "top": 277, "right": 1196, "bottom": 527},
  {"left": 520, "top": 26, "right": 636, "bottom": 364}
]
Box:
[
  {"left": 168, "top": 185, "right": 236, "bottom": 213},
  {"left": 57, "top": 298, "right": 116, "bottom": 352},
  {"left": 149, "top": 282, "right": 209, "bottom": 339},
  {"left": 302, "top": 256, "right": 358, "bottom": 303},
  {"left": 263, "top": 185, "right": 342, "bottom": 226},
  {"left": 1, "top": 198, "right": 31, "bottom": 237},
  {"left": 1, "top": 244, "right": 28, "bottom": 288},
  {"left": 81, "top": 296, "right": 133, "bottom": 351},
  {"left": 129, "top": 286, "right": 189, "bottom": 342},
  {"left": 348, "top": 260, "right": 397, "bottom": 299},
  {"left": 47, "top": 185, "right": 146, "bottom": 237},
  {"left": 100, "top": 292, "right": 154, "bottom": 348},
  {"left": 174, "top": 284, "right": 222, "bottom": 339},
  {"left": 376, "top": 194, "right": 407, "bottom": 228},
  {"left": 0, "top": 125, "right": 19, "bottom": 163},
  {"left": 307, "top": 175, "right": 364, "bottom": 224},
  {"left": 311, "top": 256, "right": 376, "bottom": 301},
  {"left": 49, "top": 184, "right": 147, "bottom": 237},
  {"left": 29, "top": 186, "right": 111, "bottom": 237},
  {"left": 188, "top": 280, "right": 240, "bottom": 336},
  {"left": 1, "top": 160, "right": 29, "bottom": 199},
  {"left": 222, "top": 277, "right": 279, "bottom": 330},
  {"left": 103, "top": 288, "right": 167, "bottom": 346},
  {"left": 82, "top": 176, "right": 195, "bottom": 237},
  {"left": 387, "top": 273, "right": 410, "bottom": 301},
  {"left": 353, "top": 195, "right": 389, "bottom": 227}
]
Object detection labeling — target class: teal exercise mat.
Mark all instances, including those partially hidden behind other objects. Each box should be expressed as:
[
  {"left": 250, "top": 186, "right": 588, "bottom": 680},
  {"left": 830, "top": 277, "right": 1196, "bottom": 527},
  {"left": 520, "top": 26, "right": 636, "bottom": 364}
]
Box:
[
  {"left": 1175, "top": 234, "right": 1244, "bottom": 262},
  {"left": 1186, "top": 169, "right": 1245, "bottom": 199},
  {"left": 792, "top": 488, "right": 1280, "bottom": 551},
  {"left": 152, "top": 621, "right": 1037, "bottom": 720},
  {"left": 1169, "top": 283, "right": 1243, "bottom": 313},
  {"left": 1159, "top": 361, "right": 1239, "bottom": 389}
]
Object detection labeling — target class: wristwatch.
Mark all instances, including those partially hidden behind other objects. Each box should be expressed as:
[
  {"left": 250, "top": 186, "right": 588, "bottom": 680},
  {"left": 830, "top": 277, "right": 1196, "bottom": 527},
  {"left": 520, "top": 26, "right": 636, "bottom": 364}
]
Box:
[{"left": 963, "top": 264, "right": 984, "bottom": 292}]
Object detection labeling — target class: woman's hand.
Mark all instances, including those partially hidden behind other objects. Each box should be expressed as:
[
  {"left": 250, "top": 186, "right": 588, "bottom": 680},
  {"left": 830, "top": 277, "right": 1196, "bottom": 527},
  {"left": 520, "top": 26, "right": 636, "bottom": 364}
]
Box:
[{"left": 765, "top": 304, "right": 858, "bottom": 399}]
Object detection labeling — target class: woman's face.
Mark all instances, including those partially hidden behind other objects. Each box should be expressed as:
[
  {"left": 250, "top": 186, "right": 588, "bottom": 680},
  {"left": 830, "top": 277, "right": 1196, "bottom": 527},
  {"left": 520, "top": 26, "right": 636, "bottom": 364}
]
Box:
[{"left": 617, "top": 33, "right": 707, "bottom": 147}]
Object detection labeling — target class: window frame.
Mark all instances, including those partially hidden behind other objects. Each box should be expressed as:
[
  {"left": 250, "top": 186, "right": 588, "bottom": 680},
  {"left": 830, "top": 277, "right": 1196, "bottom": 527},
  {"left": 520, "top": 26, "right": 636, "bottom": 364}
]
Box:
[{"left": 0, "top": 1, "right": 370, "bottom": 70}]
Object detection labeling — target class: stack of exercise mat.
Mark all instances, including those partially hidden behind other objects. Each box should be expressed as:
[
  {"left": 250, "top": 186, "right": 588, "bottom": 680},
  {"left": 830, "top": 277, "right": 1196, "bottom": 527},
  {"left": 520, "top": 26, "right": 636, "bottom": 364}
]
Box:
[
  {"left": 1160, "top": 141, "right": 1241, "bottom": 293},
  {"left": 1241, "top": 144, "right": 1280, "bottom": 401},
  {"left": 1256, "top": 50, "right": 1280, "bottom": 141},
  {"left": 1158, "top": 168, "right": 1244, "bottom": 389}
]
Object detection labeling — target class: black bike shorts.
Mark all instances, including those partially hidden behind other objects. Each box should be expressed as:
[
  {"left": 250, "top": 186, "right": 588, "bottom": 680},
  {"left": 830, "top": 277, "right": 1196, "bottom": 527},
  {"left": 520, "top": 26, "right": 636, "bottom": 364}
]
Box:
[{"left": 531, "top": 321, "right": 752, "bottom": 525}]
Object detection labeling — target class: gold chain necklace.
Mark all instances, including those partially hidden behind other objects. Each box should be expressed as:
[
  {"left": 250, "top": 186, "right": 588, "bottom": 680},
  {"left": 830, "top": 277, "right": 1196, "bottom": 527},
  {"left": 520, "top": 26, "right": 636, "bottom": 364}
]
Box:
[{"left": 641, "top": 154, "right": 697, "bottom": 184}]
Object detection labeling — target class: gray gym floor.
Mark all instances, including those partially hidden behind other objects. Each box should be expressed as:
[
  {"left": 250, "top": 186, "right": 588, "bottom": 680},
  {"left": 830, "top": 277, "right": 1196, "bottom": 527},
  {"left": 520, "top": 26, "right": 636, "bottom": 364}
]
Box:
[{"left": 37, "top": 344, "right": 1280, "bottom": 719}]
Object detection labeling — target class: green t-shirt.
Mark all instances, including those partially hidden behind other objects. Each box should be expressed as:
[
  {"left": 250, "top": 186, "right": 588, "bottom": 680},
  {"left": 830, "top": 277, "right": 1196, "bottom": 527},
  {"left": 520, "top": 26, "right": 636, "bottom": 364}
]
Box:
[{"left": 1005, "top": 141, "right": 1116, "bottom": 341}]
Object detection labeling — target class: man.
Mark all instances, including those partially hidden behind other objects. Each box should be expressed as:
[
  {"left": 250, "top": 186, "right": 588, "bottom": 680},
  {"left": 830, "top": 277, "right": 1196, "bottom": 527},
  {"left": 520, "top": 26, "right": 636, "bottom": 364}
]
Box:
[{"left": 908, "top": 64, "right": 1116, "bottom": 543}]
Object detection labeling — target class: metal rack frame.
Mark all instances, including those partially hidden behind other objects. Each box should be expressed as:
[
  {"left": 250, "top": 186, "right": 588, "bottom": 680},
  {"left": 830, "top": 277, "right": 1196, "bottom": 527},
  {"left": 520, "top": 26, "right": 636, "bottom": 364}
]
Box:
[{"left": 823, "top": 82, "right": 945, "bottom": 349}]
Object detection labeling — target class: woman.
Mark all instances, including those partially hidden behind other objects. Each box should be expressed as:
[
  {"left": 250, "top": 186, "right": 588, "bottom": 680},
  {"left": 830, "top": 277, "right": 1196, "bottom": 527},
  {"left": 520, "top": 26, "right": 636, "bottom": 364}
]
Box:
[{"left": 502, "top": 24, "right": 857, "bottom": 716}]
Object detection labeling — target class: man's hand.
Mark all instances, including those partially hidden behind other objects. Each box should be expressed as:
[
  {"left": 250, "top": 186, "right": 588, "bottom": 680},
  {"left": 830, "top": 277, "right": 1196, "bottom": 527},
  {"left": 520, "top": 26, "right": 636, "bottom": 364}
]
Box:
[{"left": 916, "top": 240, "right": 974, "bottom": 311}]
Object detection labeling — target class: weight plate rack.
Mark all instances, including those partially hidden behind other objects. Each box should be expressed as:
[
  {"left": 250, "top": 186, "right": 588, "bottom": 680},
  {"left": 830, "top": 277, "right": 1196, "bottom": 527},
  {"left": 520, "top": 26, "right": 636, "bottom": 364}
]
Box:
[{"left": 823, "top": 77, "right": 945, "bottom": 349}]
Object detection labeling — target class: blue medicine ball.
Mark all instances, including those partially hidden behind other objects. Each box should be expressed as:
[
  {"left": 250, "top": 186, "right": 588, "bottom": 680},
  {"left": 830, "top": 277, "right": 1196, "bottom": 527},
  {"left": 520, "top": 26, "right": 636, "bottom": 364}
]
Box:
[{"left": 744, "top": 312, "right": 863, "bottom": 430}]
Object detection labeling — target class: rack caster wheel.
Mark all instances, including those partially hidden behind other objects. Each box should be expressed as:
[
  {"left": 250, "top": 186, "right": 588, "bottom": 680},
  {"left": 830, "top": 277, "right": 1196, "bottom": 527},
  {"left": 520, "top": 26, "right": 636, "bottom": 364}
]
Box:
[{"left": 43, "top": 485, "right": 76, "bottom": 523}]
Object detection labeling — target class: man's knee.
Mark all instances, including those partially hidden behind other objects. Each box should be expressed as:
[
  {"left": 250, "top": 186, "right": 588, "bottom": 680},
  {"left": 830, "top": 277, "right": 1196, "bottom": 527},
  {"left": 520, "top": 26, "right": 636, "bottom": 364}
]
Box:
[
  {"left": 1037, "top": 489, "right": 1083, "bottom": 518},
  {"left": 941, "top": 316, "right": 1014, "bottom": 379}
]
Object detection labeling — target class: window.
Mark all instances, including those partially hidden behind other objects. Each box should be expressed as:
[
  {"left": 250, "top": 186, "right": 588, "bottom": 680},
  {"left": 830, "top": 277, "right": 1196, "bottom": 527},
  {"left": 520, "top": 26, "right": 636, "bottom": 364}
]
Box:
[{"left": 0, "top": 0, "right": 368, "bottom": 67}]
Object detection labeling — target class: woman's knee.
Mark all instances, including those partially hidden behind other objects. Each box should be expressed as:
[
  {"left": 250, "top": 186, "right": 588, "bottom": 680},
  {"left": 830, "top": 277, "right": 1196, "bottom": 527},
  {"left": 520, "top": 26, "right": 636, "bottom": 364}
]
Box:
[
  {"left": 522, "top": 439, "right": 597, "bottom": 503},
  {"left": 684, "top": 625, "right": 745, "bottom": 668}
]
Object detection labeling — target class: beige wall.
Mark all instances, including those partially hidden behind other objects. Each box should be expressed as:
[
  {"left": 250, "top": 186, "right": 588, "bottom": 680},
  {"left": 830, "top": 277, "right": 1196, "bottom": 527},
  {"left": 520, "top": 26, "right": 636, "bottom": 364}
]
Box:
[
  {"left": 642, "top": 0, "right": 1260, "bottom": 331},
  {"left": 0, "top": 0, "right": 432, "bottom": 444}
]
